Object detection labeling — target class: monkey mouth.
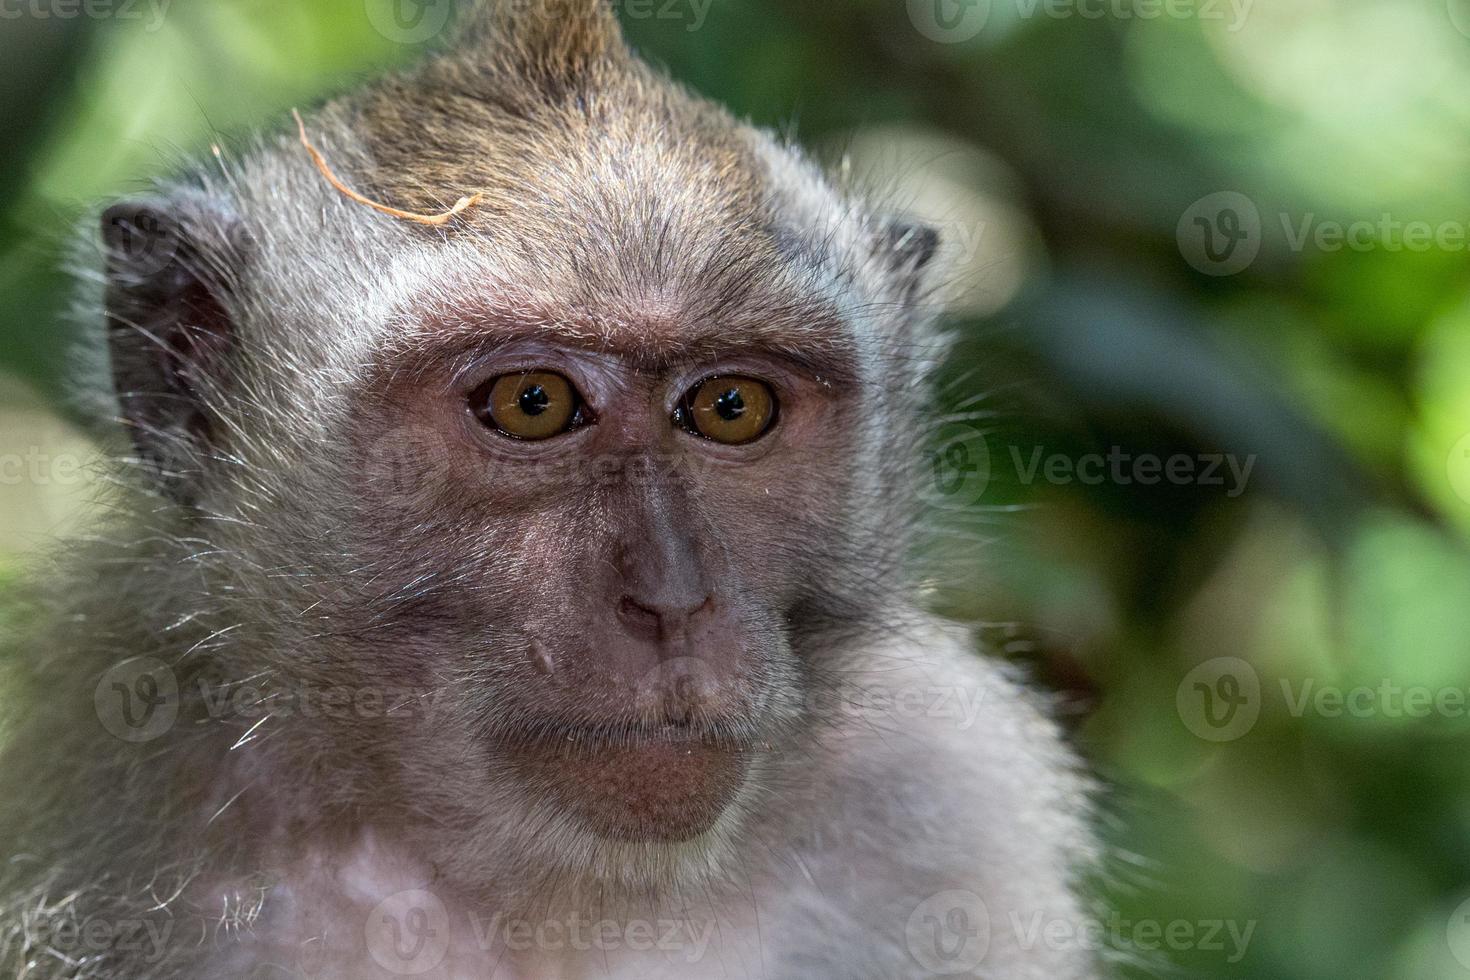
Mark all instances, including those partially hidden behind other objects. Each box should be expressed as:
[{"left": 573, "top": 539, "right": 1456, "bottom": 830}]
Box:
[{"left": 505, "top": 718, "right": 757, "bottom": 843}]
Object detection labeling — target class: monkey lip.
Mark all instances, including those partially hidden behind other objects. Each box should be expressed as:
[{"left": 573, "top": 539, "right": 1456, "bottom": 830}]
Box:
[{"left": 506, "top": 720, "right": 756, "bottom": 843}]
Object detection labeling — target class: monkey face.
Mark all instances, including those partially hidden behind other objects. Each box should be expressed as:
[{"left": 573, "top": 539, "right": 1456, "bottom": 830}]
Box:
[
  {"left": 89, "top": 0, "right": 946, "bottom": 901},
  {"left": 320, "top": 298, "right": 881, "bottom": 855},
  {"left": 99, "top": 142, "right": 933, "bottom": 888}
]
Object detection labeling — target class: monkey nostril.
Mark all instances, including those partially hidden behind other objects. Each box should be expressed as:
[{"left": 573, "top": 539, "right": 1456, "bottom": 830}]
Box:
[
  {"left": 617, "top": 596, "right": 662, "bottom": 637},
  {"left": 616, "top": 594, "right": 716, "bottom": 641}
]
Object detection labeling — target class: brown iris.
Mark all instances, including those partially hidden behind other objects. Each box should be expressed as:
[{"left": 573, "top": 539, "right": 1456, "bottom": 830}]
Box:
[
  {"left": 679, "top": 376, "right": 777, "bottom": 445},
  {"left": 475, "top": 371, "right": 583, "bottom": 440}
]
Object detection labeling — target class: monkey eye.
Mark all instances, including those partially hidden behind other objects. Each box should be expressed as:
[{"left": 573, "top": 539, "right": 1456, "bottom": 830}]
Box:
[
  {"left": 674, "top": 376, "right": 778, "bottom": 446},
  {"left": 472, "top": 371, "right": 587, "bottom": 440}
]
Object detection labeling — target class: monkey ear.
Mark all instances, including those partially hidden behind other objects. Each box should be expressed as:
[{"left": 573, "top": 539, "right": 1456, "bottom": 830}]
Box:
[
  {"left": 101, "top": 195, "right": 245, "bottom": 498},
  {"left": 878, "top": 220, "right": 942, "bottom": 303}
]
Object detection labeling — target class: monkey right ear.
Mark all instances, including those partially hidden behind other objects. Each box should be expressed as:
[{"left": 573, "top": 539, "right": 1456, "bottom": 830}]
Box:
[
  {"left": 878, "top": 220, "right": 942, "bottom": 304},
  {"left": 101, "top": 196, "right": 245, "bottom": 498}
]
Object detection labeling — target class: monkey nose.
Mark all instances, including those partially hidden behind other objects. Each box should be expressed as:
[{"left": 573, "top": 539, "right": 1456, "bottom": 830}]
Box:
[{"left": 616, "top": 593, "right": 715, "bottom": 644}]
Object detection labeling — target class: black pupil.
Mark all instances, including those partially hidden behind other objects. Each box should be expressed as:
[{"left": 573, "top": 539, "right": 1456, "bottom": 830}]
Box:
[
  {"left": 714, "top": 388, "right": 746, "bottom": 422},
  {"left": 519, "top": 385, "right": 550, "bottom": 416}
]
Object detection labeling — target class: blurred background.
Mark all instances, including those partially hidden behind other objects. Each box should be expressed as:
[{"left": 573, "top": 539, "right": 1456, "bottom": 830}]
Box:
[{"left": 2, "top": 0, "right": 1470, "bottom": 976}]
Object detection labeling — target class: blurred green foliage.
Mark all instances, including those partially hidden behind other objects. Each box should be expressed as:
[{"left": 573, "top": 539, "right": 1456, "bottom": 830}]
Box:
[{"left": 2, "top": 1, "right": 1469, "bottom": 977}]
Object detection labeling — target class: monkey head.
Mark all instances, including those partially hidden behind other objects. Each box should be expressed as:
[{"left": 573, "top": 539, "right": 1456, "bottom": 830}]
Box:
[{"left": 97, "top": 0, "right": 946, "bottom": 889}]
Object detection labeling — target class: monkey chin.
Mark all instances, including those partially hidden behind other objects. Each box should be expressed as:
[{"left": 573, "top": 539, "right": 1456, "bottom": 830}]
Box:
[{"left": 509, "top": 725, "right": 754, "bottom": 845}]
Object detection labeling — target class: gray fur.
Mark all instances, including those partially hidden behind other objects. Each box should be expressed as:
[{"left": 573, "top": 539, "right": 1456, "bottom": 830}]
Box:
[{"left": 0, "top": 2, "right": 1102, "bottom": 977}]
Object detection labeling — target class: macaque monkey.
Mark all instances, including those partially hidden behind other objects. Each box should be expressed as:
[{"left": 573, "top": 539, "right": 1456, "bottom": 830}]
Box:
[{"left": 0, "top": 2, "right": 1100, "bottom": 977}]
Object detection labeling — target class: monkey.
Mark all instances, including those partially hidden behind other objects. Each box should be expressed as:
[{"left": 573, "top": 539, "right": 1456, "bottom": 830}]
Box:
[{"left": 0, "top": 2, "right": 1102, "bottom": 977}]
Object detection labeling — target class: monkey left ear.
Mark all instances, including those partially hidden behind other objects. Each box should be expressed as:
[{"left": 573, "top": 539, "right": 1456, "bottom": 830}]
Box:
[
  {"left": 101, "top": 194, "right": 246, "bottom": 498},
  {"left": 878, "top": 220, "right": 942, "bottom": 303}
]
